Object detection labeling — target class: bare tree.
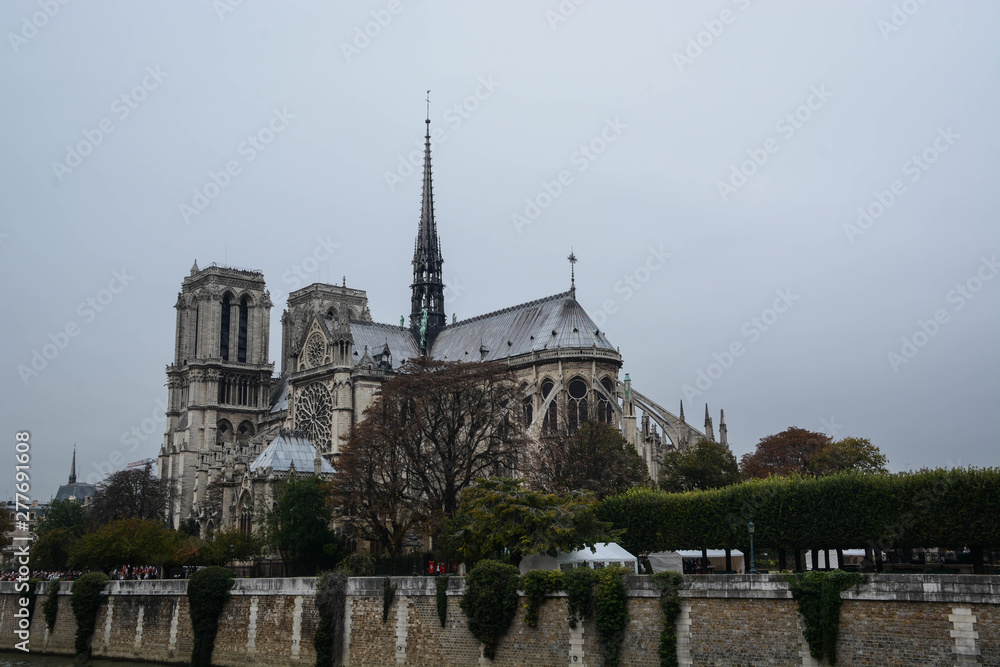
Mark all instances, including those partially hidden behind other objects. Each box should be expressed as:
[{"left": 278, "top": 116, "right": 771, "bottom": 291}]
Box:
[{"left": 333, "top": 359, "right": 526, "bottom": 551}]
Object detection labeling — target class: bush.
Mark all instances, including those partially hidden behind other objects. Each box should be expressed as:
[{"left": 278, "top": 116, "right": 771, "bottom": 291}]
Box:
[
  {"left": 70, "top": 572, "right": 109, "bottom": 657},
  {"left": 341, "top": 553, "right": 375, "bottom": 577},
  {"left": 563, "top": 567, "right": 595, "bottom": 629},
  {"left": 460, "top": 560, "right": 520, "bottom": 659},
  {"left": 314, "top": 571, "right": 348, "bottom": 667},
  {"left": 187, "top": 566, "right": 234, "bottom": 667}
]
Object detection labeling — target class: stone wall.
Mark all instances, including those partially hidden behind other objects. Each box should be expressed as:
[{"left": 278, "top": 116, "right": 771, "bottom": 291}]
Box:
[{"left": 0, "top": 574, "right": 997, "bottom": 666}]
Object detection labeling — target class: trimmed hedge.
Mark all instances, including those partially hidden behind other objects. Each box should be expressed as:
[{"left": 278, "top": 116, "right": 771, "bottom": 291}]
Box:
[{"left": 598, "top": 468, "right": 1000, "bottom": 559}]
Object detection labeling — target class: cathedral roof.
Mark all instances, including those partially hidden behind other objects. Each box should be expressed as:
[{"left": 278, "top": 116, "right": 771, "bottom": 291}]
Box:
[
  {"left": 249, "top": 433, "right": 334, "bottom": 473},
  {"left": 349, "top": 321, "right": 420, "bottom": 369},
  {"left": 429, "top": 291, "right": 616, "bottom": 362},
  {"left": 54, "top": 482, "right": 96, "bottom": 502}
]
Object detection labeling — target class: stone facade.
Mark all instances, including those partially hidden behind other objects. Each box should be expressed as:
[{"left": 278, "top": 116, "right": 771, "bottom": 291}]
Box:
[{"left": 2, "top": 574, "right": 997, "bottom": 666}]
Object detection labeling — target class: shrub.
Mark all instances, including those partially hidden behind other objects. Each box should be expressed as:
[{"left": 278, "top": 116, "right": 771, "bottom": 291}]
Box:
[
  {"left": 563, "top": 567, "right": 595, "bottom": 629},
  {"left": 460, "top": 560, "right": 519, "bottom": 659},
  {"left": 70, "top": 571, "right": 109, "bottom": 657},
  {"left": 341, "top": 553, "right": 375, "bottom": 577},
  {"left": 187, "top": 566, "right": 234, "bottom": 667},
  {"left": 314, "top": 571, "right": 348, "bottom": 667}
]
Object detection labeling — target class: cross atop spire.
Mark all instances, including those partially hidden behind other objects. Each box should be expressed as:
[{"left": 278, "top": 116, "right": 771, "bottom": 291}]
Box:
[{"left": 568, "top": 249, "right": 577, "bottom": 297}]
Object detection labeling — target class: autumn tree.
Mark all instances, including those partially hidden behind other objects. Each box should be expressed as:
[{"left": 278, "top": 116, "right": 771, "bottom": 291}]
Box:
[
  {"left": 333, "top": 359, "right": 526, "bottom": 547},
  {"left": 739, "top": 427, "right": 832, "bottom": 479},
  {"left": 445, "top": 478, "right": 619, "bottom": 566},
  {"left": 527, "top": 422, "right": 650, "bottom": 500},
  {"left": 660, "top": 438, "right": 742, "bottom": 492},
  {"left": 807, "top": 437, "right": 889, "bottom": 475},
  {"left": 88, "top": 465, "right": 170, "bottom": 527}
]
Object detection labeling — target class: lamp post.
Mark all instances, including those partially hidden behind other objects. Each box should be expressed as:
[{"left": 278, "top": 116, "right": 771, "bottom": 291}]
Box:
[
  {"left": 747, "top": 522, "right": 756, "bottom": 574},
  {"left": 229, "top": 543, "right": 235, "bottom": 572}
]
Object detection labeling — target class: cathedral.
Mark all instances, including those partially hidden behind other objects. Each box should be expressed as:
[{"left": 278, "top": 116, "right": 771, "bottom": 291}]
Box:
[{"left": 158, "top": 115, "right": 727, "bottom": 535}]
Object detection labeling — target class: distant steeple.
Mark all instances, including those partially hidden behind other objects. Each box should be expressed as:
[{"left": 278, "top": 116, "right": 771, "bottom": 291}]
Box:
[
  {"left": 410, "top": 91, "right": 446, "bottom": 349},
  {"left": 568, "top": 249, "right": 577, "bottom": 298},
  {"left": 719, "top": 409, "right": 728, "bottom": 447},
  {"left": 704, "top": 404, "right": 715, "bottom": 442},
  {"left": 190, "top": 260, "right": 199, "bottom": 276},
  {"left": 679, "top": 400, "right": 685, "bottom": 423},
  {"left": 69, "top": 445, "right": 77, "bottom": 484}
]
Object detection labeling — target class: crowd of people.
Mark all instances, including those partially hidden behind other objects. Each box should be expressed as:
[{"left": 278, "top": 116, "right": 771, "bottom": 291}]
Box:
[
  {"left": 0, "top": 565, "right": 162, "bottom": 581},
  {"left": 0, "top": 569, "right": 86, "bottom": 581}
]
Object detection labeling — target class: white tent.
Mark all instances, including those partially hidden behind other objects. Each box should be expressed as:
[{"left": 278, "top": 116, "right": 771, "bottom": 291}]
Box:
[
  {"left": 672, "top": 549, "right": 745, "bottom": 573},
  {"left": 647, "top": 551, "right": 684, "bottom": 573},
  {"left": 519, "top": 543, "right": 639, "bottom": 575}
]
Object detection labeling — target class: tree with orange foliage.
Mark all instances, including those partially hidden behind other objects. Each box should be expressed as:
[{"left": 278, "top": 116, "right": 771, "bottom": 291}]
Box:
[{"left": 739, "top": 427, "right": 831, "bottom": 478}]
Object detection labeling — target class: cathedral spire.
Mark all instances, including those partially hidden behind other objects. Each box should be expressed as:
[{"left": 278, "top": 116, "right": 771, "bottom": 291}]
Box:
[
  {"left": 69, "top": 445, "right": 77, "bottom": 484},
  {"left": 410, "top": 91, "right": 446, "bottom": 348},
  {"left": 704, "top": 404, "right": 715, "bottom": 442},
  {"left": 567, "top": 249, "right": 577, "bottom": 298},
  {"left": 719, "top": 409, "right": 728, "bottom": 447},
  {"left": 679, "top": 400, "right": 685, "bottom": 423}
]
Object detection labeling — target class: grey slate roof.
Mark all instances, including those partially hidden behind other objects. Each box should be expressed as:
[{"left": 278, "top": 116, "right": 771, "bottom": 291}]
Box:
[
  {"left": 349, "top": 321, "right": 421, "bottom": 369},
  {"left": 429, "top": 291, "right": 615, "bottom": 362},
  {"left": 54, "top": 482, "right": 96, "bottom": 501},
  {"left": 249, "top": 433, "right": 334, "bottom": 473}
]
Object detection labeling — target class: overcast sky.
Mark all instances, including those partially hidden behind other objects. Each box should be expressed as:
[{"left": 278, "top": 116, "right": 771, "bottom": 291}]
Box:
[{"left": 2, "top": 1, "right": 997, "bottom": 501}]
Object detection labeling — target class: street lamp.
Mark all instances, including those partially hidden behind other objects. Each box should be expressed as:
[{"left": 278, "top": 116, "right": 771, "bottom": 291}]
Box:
[
  {"left": 747, "top": 522, "right": 756, "bottom": 574},
  {"left": 229, "top": 543, "right": 235, "bottom": 571}
]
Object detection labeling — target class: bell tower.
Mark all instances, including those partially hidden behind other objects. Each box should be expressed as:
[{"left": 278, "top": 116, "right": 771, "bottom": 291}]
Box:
[{"left": 160, "top": 261, "right": 274, "bottom": 529}]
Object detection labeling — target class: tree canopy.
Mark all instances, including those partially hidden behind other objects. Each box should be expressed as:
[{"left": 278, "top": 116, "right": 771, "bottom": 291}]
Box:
[
  {"left": 660, "top": 438, "right": 742, "bottom": 492},
  {"left": 87, "top": 465, "right": 170, "bottom": 527},
  {"left": 527, "top": 422, "right": 650, "bottom": 500},
  {"left": 739, "top": 427, "right": 832, "bottom": 478},
  {"left": 333, "top": 359, "right": 527, "bottom": 551},
  {"left": 445, "top": 477, "right": 619, "bottom": 566},
  {"left": 265, "top": 476, "right": 346, "bottom": 573},
  {"left": 35, "top": 498, "right": 88, "bottom": 538},
  {"left": 70, "top": 518, "right": 191, "bottom": 569},
  {"left": 807, "top": 437, "right": 889, "bottom": 476}
]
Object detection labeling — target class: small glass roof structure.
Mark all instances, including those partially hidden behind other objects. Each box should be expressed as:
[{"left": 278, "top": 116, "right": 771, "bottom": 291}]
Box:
[{"left": 249, "top": 433, "right": 334, "bottom": 474}]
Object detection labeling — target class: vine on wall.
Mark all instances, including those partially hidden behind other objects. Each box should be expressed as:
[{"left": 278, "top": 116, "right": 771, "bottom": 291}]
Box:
[
  {"left": 314, "top": 571, "right": 348, "bottom": 667},
  {"left": 436, "top": 576, "right": 450, "bottom": 628},
  {"left": 521, "top": 570, "right": 563, "bottom": 628},
  {"left": 788, "top": 570, "right": 866, "bottom": 665},
  {"left": 187, "top": 566, "right": 234, "bottom": 667},
  {"left": 460, "top": 560, "right": 520, "bottom": 660},
  {"left": 70, "top": 572, "right": 109, "bottom": 658},
  {"left": 43, "top": 580, "right": 60, "bottom": 632},
  {"left": 381, "top": 577, "right": 397, "bottom": 623},
  {"left": 652, "top": 572, "right": 684, "bottom": 667},
  {"left": 593, "top": 566, "right": 630, "bottom": 667}
]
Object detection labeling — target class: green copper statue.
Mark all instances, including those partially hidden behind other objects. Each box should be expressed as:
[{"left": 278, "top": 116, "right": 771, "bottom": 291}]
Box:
[{"left": 420, "top": 308, "right": 428, "bottom": 349}]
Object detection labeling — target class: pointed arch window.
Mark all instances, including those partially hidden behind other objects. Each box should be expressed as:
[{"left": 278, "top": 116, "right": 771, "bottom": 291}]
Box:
[
  {"left": 220, "top": 294, "right": 231, "bottom": 360},
  {"left": 542, "top": 380, "right": 557, "bottom": 433},
  {"left": 237, "top": 296, "right": 249, "bottom": 362},
  {"left": 598, "top": 378, "right": 615, "bottom": 424},
  {"left": 567, "top": 378, "right": 589, "bottom": 432}
]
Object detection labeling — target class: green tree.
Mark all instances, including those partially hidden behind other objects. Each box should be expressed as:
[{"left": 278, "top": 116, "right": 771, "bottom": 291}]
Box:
[
  {"left": 87, "top": 465, "right": 169, "bottom": 527},
  {"left": 70, "top": 518, "right": 189, "bottom": 570},
  {"left": 659, "top": 438, "right": 742, "bottom": 492},
  {"left": 34, "top": 499, "right": 88, "bottom": 538},
  {"left": 807, "top": 437, "right": 888, "bottom": 476},
  {"left": 197, "top": 527, "right": 265, "bottom": 566},
  {"left": 264, "top": 476, "right": 346, "bottom": 574},
  {"left": 740, "top": 427, "right": 831, "bottom": 478},
  {"left": 0, "top": 506, "right": 11, "bottom": 551},
  {"left": 31, "top": 527, "right": 79, "bottom": 570},
  {"left": 528, "top": 422, "right": 651, "bottom": 499},
  {"left": 445, "top": 477, "right": 619, "bottom": 566}
]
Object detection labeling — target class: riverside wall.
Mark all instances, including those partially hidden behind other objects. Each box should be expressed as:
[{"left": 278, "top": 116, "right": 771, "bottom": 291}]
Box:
[{"left": 1, "top": 574, "right": 998, "bottom": 666}]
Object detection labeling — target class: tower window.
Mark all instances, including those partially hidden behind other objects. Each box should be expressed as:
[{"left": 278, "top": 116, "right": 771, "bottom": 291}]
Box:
[
  {"left": 220, "top": 294, "right": 231, "bottom": 361},
  {"left": 238, "top": 296, "right": 249, "bottom": 362},
  {"left": 568, "top": 379, "right": 589, "bottom": 432}
]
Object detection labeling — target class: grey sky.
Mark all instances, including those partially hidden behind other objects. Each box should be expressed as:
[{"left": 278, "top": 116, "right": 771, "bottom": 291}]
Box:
[{"left": 1, "top": 1, "right": 997, "bottom": 500}]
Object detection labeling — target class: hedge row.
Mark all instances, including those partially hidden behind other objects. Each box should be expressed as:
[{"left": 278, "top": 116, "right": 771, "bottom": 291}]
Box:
[{"left": 597, "top": 468, "right": 1000, "bottom": 554}]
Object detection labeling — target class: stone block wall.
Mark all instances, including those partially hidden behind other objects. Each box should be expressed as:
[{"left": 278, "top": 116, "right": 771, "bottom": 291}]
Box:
[{"left": 0, "top": 574, "right": 997, "bottom": 666}]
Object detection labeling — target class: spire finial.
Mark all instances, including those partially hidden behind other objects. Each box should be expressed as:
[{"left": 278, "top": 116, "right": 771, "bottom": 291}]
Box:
[
  {"left": 425, "top": 89, "right": 431, "bottom": 128},
  {"left": 679, "top": 400, "right": 685, "bottom": 422},
  {"left": 69, "top": 444, "right": 77, "bottom": 484},
  {"left": 567, "top": 249, "right": 577, "bottom": 296}
]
